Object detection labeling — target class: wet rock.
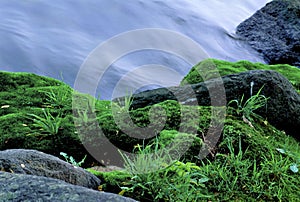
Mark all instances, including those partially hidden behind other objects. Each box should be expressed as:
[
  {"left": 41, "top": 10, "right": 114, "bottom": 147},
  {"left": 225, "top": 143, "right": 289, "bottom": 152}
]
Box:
[
  {"left": 236, "top": 0, "right": 300, "bottom": 67},
  {"left": 0, "top": 171, "right": 137, "bottom": 202},
  {"left": 0, "top": 149, "right": 100, "bottom": 189}
]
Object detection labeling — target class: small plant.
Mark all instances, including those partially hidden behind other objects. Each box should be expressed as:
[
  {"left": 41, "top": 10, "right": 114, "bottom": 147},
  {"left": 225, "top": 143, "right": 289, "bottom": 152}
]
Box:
[
  {"left": 72, "top": 93, "right": 99, "bottom": 129},
  {"left": 120, "top": 138, "right": 173, "bottom": 175},
  {"left": 27, "top": 108, "right": 63, "bottom": 136},
  {"left": 118, "top": 138, "right": 211, "bottom": 201},
  {"left": 124, "top": 91, "right": 134, "bottom": 111},
  {"left": 27, "top": 109, "right": 64, "bottom": 152},
  {"left": 39, "top": 86, "right": 72, "bottom": 108},
  {"left": 227, "top": 86, "right": 268, "bottom": 123},
  {"left": 60, "top": 152, "right": 87, "bottom": 167},
  {"left": 72, "top": 92, "right": 99, "bottom": 112},
  {"left": 114, "top": 90, "right": 134, "bottom": 111}
]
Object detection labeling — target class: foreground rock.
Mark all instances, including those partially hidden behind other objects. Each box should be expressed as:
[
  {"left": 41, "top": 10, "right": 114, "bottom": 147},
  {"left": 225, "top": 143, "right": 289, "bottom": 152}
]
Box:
[
  {"left": 129, "top": 70, "right": 300, "bottom": 140},
  {"left": 236, "top": 0, "right": 300, "bottom": 67},
  {"left": 0, "top": 171, "right": 137, "bottom": 202},
  {"left": 0, "top": 149, "right": 100, "bottom": 189}
]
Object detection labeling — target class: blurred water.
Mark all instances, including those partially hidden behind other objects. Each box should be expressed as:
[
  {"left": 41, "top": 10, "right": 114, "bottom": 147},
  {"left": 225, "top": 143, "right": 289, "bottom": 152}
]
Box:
[{"left": 0, "top": 0, "right": 271, "bottom": 99}]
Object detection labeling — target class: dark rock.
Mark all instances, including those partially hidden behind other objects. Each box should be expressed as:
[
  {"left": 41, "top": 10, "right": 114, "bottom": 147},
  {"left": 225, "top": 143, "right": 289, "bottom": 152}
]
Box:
[
  {"left": 236, "top": 0, "right": 300, "bottom": 67},
  {"left": 0, "top": 149, "right": 101, "bottom": 189},
  {"left": 0, "top": 171, "right": 137, "bottom": 202},
  {"left": 129, "top": 70, "right": 300, "bottom": 140}
]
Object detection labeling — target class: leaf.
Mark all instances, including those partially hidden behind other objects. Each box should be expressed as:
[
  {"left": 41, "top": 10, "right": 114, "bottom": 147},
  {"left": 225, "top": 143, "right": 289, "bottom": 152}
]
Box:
[
  {"left": 290, "top": 164, "right": 299, "bottom": 173},
  {"left": 242, "top": 116, "right": 254, "bottom": 128},
  {"left": 198, "top": 177, "right": 209, "bottom": 183},
  {"left": 276, "top": 148, "right": 286, "bottom": 154},
  {"left": 118, "top": 189, "right": 126, "bottom": 196},
  {"left": 60, "top": 152, "right": 67, "bottom": 156}
]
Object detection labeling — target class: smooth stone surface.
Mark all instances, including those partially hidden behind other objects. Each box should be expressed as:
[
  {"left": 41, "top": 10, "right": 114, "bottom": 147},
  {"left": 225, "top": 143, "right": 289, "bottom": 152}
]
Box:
[
  {"left": 0, "top": 149, "right": 101, "bottom": 189},
  {"left": 0, "top": 171, "right": 137, "bottom": 202}
]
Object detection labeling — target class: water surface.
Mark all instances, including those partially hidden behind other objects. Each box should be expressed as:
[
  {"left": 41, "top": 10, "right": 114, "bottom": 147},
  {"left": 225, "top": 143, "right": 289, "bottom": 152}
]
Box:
[{"left": 0, "top": 0, "right": 271, "bottom": 99}]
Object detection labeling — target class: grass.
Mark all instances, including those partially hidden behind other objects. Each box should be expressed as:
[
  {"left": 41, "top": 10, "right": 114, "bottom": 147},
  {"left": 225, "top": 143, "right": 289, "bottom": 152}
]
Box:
[
  {"left": 1, "top": 61, "right": 300, "bottom": 201},
  {"left": 91, "top": 118, "right": 300, "bottom": 201},
  {"left": 117, "top": 137, "right": 211, "bottom": 201},
  {"left": 39, "top": 86, "right": 72, "bottom": 109},
  {"left": 27, "top": 108, "right": 63, "bottom": 136},
  {"left": 227, "top": 86, "right": 269, "bottom": 123},
  {"left": 112, "top": 90, "right": 134, "bottom": 112},
  {"left": 0, "top": 71, "right": 87, "bottom": 161},
  {"left": 89, "top": 84, "right": 299, "bottom": 201}
]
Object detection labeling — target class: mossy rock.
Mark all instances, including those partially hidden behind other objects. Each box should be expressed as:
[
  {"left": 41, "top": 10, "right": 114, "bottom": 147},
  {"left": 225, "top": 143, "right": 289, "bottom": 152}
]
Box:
[
  {"left": 1, "top": 68, "right": 300, "bottom": 200},
  {"left": 96, "top": 100, "right": 211, "bottom": 153},
  {"left": 0, "top": 71, "right": 211, "bottom": 166},
  {"left": 151, "top": 130, "right": 203, "bottom": 163},
  {"left": 180, "top": 59, "right": 300, "bottom": 92},
  {"left": 90, "top": 115, "right": 300, "bottom": 201},
  {"left": 0, "top": 71, "right": 88, "bottom": 164}
]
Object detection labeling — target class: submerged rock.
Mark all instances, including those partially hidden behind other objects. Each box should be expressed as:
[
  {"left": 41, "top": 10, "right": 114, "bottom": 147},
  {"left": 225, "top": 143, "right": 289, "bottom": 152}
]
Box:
[
  {"left": 129, "top": 70, "right": 300, "bottom": 140},
  {"left": 236, "top": 0, "right": 300, "bottom": 67},
  {"left": 0, "top": 171, "right": 137, "bottom": 202},
  {"left": 0, "top": 149, "right": 101, "bottom": 189}
]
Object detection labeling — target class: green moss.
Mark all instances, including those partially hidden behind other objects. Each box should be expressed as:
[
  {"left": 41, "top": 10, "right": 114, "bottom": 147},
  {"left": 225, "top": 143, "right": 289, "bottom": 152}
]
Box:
[
  {"left": 198, "top": 116, "right": 300, "bottom": 200},
  {"left": 86, "top": 169, "right": 131, "bottom": 193},
  {"left": 1, "top": 69, "right": 300, "bottom": 201},
  {"left": 181, "top": 59, "right": 300, "bottom": 92},
  {"left": 96, "top": 100, "right": 211, "bottom": 153},
  {"left": 0, "top": 71, "right": 87, "bottom": 162},
  {"left": 108, "top": 116, "right": 300, "bottom": 201},
  {"left": 153, "top": 130, "right": 203, "bottom": 163}
]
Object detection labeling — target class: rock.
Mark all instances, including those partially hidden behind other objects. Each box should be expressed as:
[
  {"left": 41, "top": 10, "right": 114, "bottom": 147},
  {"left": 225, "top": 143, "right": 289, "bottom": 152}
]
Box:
[
  {"left": 0, "top": 149, "right": 101, "bottom": 190},
  {"left": 129, "top": 70, "right": 300, "bottom": 140},
  {"left": 0, "top": 171, "right": 137, "bottom": 202},
  {"left": 236, "top": 0, "right": 300, "bottom": 67}
]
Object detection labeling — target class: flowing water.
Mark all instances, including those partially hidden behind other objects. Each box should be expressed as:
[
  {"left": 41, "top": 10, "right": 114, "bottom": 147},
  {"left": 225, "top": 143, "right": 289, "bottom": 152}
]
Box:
[{"left": 0, "top": 0, "right": 271, "bottom": 99}]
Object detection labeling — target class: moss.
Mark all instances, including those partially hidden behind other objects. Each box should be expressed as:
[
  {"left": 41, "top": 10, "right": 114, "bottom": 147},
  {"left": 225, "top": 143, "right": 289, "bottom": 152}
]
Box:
[
  {"left": 86, "top": 169, "right": 131, "bottom": 193},
  {"left": 200, "top": 116, "right": 300, "bottom": 200},
  {"left": 96, "top": 100, "right": 211, "bottom": 153},
  {"left": 0, "top": 71, "right": 63, "bottom": 92},
  {"left": 181, "top": 59, "right": 300, "bottom": 92},
  {"left": 1, "top": 68, "right": 300, "bottom": 201},
  {"left": 153, "top": 130, "right": 203, "bottom": 163},
  {"left": 0, "top": 71, "right": 87, "bottom": 163}
]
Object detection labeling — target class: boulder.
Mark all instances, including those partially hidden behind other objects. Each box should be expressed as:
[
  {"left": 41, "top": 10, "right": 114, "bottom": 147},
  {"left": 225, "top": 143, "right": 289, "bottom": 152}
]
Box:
[
  {"left": 0, "top": 149, "right": 101, "bottom": 189},
  {"left": 129, "top": 70, "right": 300, "bottom": 140},
  {"left": 236, "top": 0, "right": 300, "bottom": 67},
  {"left": 0, "top": 171, "right": 137, "bottom": 202}
]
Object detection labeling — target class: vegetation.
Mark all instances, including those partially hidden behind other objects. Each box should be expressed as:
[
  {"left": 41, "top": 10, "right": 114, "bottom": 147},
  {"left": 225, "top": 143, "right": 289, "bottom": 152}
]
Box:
[
  {"left": 90, "top": 114, "right": 300, "bottom": 201},
  {"left": 0, "top": 71, "right": 86, "bottom": 160},
  {"left": 227, "top": 86, "right": 269, "bottom": 123},
  {"left": 60, "top": 152, "right": 87, "bottom": 167},
  {"left": 180, "top": 59, "right": 300, "bottom": 93},
  {"left": 0, "top": 58, "right": 300, "bottom": 201}
]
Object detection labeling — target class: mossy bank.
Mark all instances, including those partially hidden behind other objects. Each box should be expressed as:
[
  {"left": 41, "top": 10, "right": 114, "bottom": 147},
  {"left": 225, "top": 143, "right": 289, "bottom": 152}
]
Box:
[{"left": 0, "top": 59, "right": 300, "bottom": 201}]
